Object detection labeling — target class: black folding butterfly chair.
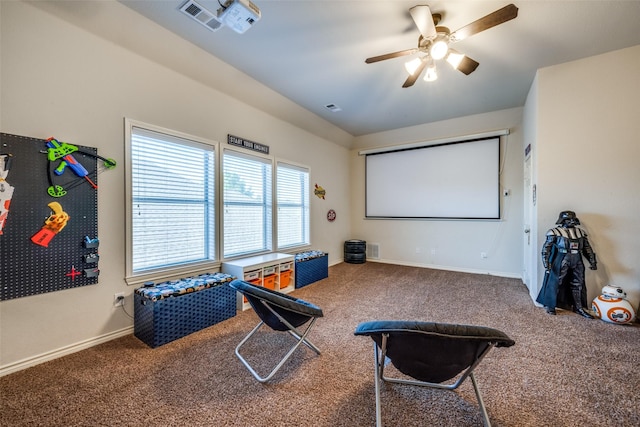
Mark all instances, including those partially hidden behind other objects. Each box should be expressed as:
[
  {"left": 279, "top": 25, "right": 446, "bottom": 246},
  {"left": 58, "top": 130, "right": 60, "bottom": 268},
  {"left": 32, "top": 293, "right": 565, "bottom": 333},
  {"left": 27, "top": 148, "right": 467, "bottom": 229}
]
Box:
[
  {"left": 229, "top": 279, "right": 324, "bottom": 382},
  {"left": 354, "top": 320, "right": 515, "bottom": 427}
]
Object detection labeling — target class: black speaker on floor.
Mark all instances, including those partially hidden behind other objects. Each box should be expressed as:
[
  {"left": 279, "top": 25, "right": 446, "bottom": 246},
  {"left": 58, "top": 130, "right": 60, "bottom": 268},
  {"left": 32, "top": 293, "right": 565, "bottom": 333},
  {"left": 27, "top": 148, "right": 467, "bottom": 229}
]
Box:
[{"left": 344, "top": 239, "right": 366, "bottom": 264}]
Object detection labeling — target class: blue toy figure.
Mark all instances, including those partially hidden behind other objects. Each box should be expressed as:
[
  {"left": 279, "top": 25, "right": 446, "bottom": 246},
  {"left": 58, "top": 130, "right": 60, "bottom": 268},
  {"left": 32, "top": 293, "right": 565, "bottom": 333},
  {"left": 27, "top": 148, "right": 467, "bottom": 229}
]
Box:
[{"left": 536, "top": 211, "right": 597, "bottom": 318}]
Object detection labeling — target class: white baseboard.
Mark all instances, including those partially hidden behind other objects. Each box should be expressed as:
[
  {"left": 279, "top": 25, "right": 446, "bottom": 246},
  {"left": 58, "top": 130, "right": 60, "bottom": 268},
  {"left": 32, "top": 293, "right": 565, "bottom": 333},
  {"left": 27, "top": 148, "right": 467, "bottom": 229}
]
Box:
[
  {"left": 0, "top": 326, "right": 134, "bottom": 377},
  {"left": 363, "top": 258, "right": 524, "bottom": 280}
]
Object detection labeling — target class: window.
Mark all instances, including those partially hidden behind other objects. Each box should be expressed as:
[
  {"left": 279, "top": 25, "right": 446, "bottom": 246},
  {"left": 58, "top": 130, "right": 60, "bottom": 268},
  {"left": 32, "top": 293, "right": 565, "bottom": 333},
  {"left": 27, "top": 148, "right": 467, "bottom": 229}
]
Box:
[
  {"left": 223, "top": 149, "right": 272, "bottom": 258},
  {"left": 277, "top": 162, "right": 309, "bottom": 249},
  {"left": 125, "top": 121, "right": 216, "bottom": 283},
  {"left": 125, "top": 120, "right": 312, "bottom": 281}
]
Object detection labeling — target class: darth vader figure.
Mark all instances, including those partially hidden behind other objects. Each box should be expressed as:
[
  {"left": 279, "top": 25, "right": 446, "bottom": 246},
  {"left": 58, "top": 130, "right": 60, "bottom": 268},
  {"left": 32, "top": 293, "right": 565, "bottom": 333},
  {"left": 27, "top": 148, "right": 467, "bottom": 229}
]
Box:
[{"left": 536, "top": 211, "right": 597, "bottom": 318}]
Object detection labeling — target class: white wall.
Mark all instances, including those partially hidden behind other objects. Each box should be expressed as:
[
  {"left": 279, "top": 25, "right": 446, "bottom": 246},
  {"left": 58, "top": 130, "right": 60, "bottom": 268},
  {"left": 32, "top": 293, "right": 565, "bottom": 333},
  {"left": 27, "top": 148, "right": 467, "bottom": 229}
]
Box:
[
  {"left": 350, "top": 108, "right": 524, "bottom": 277},
  {"left": 0, "top": 1, "right": 351, "bottom": 373},
  {"left": 528, "top": 45, "right": 640, "bottom": 308}
]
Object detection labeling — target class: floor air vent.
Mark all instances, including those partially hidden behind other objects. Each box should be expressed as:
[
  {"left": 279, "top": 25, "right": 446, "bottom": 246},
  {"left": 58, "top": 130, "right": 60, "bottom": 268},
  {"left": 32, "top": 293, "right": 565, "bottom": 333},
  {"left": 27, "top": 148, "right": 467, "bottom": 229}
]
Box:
[
  {"left": 179, "top": 0, "right": 223, "bottom": 32},
  {"left": 366, "top": 243, "right": 380, "bottom": 260}
]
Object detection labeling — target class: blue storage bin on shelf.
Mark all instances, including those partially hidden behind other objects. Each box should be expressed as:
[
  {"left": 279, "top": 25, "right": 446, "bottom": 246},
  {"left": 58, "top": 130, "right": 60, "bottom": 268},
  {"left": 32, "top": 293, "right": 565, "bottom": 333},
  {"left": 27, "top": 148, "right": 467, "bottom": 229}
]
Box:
[
  {"left": 134, "top": 272, "right": 236, "bottom": 348},
  {"left": 295, "top": 251, "right": 328, "bottom": 288}
]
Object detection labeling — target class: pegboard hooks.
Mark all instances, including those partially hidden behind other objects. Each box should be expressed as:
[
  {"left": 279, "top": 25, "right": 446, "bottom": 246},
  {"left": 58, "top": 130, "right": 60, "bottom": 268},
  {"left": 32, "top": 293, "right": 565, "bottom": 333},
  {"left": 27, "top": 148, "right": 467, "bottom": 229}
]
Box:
[{"left": 84, "top": 236, "right": 99, "bottom": 248}]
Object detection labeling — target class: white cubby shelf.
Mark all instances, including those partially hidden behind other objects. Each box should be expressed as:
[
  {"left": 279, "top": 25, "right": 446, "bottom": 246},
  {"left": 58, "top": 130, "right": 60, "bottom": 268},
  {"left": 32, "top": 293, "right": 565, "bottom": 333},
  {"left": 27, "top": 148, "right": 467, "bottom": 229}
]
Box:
[{"left": 222, "top": 253, "right": 295, "bottom": 311}]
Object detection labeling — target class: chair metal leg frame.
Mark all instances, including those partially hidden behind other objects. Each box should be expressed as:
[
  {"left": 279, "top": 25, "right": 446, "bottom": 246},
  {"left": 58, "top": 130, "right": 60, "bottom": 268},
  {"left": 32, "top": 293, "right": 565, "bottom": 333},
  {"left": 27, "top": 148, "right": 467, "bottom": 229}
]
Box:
[
  {"left": 372, "top": 334, "right": 496, "bottom": 427},
  {"left": 235, "top": 301, "right": 321, "bottom": 383},
  {"left": 373, "top": 341, "right": 384, "bottom": 427},
  {"left": 470, "top": 371, "right": 491, "bottom": 427}
]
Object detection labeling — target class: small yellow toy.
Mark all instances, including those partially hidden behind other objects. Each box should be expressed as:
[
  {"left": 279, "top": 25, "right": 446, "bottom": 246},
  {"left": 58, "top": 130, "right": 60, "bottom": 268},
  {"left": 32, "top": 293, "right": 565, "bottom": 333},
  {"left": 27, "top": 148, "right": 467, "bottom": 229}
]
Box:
[
  {"left": 31, "top": 202, "right": 70, "bottom": 247},
  {"left": 314, "top": 183, "right": 326, "bottom": 199}
]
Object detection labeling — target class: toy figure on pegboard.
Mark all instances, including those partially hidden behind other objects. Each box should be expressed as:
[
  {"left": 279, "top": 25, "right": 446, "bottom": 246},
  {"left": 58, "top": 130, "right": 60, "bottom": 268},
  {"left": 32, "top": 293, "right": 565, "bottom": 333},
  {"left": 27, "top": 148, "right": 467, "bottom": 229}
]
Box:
[
  {"left": 536, "top": 210, "right": 597, "bottom": 318},
  {"left": 31, "top": 201, "right": 69, "bottom": 247},
  {"left": 0, "top": 154, "right": 14, "bottom": 235}
]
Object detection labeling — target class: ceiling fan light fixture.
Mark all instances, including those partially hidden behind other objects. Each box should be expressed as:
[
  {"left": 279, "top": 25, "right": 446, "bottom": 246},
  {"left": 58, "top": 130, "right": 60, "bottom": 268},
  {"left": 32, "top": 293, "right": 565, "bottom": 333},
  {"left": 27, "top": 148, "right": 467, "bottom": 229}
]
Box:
[
  {"left": 365, "top": 4, "right": 519, "bottom": 88},
  {"left": 430, "top": 39, "right": 448, "bottom": 60},
  {"left": 404, "top": 56, "right": 424, "bottom": 75},
  {"left": 446, "top": 51, "right": 465, "bottom": 69},
  {"left": 423, "top": 61, "right": 438, "bottom": 82}
]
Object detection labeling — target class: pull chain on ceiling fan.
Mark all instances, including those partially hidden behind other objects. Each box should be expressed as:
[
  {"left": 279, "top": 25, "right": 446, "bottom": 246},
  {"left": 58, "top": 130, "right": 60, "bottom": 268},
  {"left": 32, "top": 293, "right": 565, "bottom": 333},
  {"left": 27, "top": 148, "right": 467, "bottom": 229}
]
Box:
[{"left": 365, "top": 4, "right": 519, "bottom": 88}]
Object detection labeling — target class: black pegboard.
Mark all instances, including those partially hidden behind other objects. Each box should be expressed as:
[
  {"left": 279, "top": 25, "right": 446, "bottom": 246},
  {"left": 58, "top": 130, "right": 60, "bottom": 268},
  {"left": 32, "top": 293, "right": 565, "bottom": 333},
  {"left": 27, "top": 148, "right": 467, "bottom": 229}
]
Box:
[{"left": 1, "top": 133, "right": 100, "bottom": 300}]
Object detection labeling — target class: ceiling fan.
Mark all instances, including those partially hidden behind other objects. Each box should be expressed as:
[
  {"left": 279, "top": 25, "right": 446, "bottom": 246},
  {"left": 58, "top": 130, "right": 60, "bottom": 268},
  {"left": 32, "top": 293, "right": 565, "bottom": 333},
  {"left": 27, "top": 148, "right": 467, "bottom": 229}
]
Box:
[{"left": 365, "top": 3, "right": 518, "bottom": 88}]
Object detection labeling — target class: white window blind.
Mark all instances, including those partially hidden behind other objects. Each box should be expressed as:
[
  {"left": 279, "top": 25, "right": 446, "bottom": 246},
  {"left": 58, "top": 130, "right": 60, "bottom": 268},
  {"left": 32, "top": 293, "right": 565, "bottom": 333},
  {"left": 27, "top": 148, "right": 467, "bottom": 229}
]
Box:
[
  {"left": 277, "top": 162, "right": 309, "bottom": 249},
  {"left": 223, "top": 150, "right": 272, "bottom": 258},
  {"left": 130, "top": 127, "right": 215, "bottom": 273}
]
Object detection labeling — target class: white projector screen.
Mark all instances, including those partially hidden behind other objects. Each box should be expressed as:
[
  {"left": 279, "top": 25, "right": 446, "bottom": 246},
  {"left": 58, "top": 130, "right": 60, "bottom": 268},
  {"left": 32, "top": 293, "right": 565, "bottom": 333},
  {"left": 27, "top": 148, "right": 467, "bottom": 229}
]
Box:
[{"left": 365, "top": 137, "right": 500, "bottom": 219}]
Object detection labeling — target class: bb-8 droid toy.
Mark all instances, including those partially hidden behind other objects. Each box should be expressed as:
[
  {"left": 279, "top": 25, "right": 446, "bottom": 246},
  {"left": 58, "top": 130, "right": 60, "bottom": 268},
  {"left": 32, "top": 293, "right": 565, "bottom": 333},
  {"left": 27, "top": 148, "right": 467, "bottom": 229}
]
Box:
[{"left": 591, "top": 285, "right": 636, "bottom": 324}]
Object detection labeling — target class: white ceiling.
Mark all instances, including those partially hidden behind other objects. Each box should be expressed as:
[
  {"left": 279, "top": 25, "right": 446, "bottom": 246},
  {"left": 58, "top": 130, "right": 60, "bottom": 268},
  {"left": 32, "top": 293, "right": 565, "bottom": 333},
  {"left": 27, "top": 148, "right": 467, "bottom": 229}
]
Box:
[{"left": 120, "top": 1, "right": 640, "bottom": 138}]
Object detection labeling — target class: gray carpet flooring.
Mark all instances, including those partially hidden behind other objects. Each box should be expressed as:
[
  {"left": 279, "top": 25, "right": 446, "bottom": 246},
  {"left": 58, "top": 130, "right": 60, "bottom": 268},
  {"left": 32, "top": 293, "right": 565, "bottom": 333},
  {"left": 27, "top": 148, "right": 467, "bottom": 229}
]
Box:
[{"left": 1, "top": 262, "right": 638, "bottom": 426}]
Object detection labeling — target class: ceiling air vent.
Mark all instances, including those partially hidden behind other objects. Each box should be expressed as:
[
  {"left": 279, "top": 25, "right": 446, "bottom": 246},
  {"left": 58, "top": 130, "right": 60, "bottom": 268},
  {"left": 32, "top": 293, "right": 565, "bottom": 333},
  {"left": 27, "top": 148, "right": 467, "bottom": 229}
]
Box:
[
  {"left": 325, "top": 103, "right": 342, "bottom": 112},
  {"left": 179, "top": 0, "right": 223, "bottom": 32}
]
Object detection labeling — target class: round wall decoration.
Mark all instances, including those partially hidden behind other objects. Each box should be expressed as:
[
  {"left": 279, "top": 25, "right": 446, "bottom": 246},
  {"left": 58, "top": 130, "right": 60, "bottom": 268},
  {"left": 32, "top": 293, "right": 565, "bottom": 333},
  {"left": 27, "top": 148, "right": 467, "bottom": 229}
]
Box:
[{"left": 327, "top": 209, "right": 336, "bottom": 222}]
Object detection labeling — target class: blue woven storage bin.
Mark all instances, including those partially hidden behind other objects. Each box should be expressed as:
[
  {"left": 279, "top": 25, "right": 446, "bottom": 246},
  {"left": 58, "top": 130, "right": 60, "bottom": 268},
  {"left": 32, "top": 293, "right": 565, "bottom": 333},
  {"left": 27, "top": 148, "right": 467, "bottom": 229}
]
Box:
[
  {"left": 134, "top": 283, "right": 236, "bottom": 348},
  {"left": 295, "top": 252, "right": 328, "bottom": 288}
]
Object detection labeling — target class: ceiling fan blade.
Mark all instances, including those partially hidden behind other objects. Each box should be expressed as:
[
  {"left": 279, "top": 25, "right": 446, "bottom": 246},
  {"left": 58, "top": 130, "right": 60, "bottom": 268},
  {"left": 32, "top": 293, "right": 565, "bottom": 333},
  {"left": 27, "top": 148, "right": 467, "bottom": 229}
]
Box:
[
  {"left": 450, "top": 4, "right": 518, "bottom": 42},
  {"left": 446, "top": 48, "right": 480, "bottom": 75},
  {"left": 365, "top": 48, "right": 417, "bottom": 64},
  {"left": 402, "top": 58, "right": 427, "bottom": 88},
  {"left": 456, "top": 55, "right": 480, "bottom": 75},
  {"left": 409, "top": 5, "right": 437, "bottom": 39}
]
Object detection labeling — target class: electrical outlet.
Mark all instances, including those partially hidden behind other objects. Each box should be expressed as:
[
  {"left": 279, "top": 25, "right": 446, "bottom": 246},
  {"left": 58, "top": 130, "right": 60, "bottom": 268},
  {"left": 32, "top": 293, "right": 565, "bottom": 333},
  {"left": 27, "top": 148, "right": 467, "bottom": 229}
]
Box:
[
  {"left": 481, "top": 252, "right": 488, "bottom": 259},
  {"left": 114, "top": 292, "right": 125, "bottom": 307},
  {"left": 415, "top": 247, "right": 421, "bottom": 254}
]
